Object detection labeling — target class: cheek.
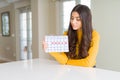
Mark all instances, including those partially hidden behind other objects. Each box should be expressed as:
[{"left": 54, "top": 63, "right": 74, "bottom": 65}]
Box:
[
  {"left": 80, "top": 22, "right": 82, "bottom": 27},
  {"left": 70, "top": 22, "right": 74, "bottom": 27}
]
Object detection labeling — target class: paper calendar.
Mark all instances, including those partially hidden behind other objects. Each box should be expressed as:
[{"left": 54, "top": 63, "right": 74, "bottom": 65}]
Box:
[{"left": 45, "top": 35, "right": 69, "bottom": 52}]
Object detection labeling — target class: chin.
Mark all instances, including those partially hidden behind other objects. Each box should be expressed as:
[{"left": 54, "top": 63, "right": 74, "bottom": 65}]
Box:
[{"left": 73, "top": 28, "right": 78, "bottom": 30}]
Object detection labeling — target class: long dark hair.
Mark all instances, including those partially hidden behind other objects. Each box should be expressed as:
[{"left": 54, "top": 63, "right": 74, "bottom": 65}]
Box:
[{"left": 66, "top": 4, "right": 93, "bottom": 59}]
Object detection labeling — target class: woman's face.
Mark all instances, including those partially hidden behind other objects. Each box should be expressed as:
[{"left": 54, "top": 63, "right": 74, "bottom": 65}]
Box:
[{"left": 70, "top": 11, "right": 82, "bottom": 30}]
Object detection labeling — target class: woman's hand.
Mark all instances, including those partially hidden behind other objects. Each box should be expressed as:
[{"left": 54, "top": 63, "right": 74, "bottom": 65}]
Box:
[{"left": 42, "top": 40, "right": 48, "bottom": 52}]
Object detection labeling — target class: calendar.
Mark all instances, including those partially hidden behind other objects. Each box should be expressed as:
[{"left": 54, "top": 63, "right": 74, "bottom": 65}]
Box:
[{"left": 45, "top": 35, "right": 69, "bottom": 52}]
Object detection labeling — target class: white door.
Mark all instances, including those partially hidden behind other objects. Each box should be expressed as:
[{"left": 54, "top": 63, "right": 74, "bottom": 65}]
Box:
[{"left": 19, "top": 7, "right": 32, "bottom": 60}]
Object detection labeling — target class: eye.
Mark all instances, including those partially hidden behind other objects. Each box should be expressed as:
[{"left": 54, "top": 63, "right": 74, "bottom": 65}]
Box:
[
  {"left": 70, "top": 17, "right": 74, "bottom": 20},
  {"left": 76, "top": 18, "right": 81, "bottom": 21}
]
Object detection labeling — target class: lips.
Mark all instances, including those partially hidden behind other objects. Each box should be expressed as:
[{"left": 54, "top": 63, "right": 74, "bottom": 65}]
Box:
[{"left": 72, "top": 25, "right": 77, "bottom": 29}]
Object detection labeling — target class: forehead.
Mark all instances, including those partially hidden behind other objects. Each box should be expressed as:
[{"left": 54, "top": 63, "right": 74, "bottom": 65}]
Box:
[{"left": 71, "top": 11, "right": 80, "bottom": 17}]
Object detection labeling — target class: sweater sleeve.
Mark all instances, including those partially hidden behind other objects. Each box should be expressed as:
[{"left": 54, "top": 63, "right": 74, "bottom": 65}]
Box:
[
  {"left": 49, "top": 52, "right": 68, "bottom": 64},
  {"left": 66, "top": 30, "right": 100, "bottom": 67}
]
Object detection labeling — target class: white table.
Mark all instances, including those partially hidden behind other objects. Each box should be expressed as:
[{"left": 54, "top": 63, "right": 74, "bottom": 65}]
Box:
[{"left": 0, "top": 58, "right": 120, "bottom": 80}]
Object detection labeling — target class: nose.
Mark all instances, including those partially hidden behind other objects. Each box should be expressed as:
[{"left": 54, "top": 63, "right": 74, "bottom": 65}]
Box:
[{"left": 71, "top": 18, "right": 77, "bottom": 24}]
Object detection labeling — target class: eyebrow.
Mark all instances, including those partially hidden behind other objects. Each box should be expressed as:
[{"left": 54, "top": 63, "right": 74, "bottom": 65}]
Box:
[
  {"left": 71, "top": 16, "right": 80, "bottom": 18},
  {"left": 71, "top": 16, "right": 80, "bottom": 19}
]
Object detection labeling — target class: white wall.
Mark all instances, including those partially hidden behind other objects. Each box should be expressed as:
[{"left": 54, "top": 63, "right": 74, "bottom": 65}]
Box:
[
  {"left": 31, "top": 0, "right": 56, "bottom": 59},
  {"left": 91, "top": 0, "right": 120, "bottom": 71},
  {"left": 31, "top": 0, "right": 39, "bottom": 59},
  {"left": 38, "top": 0, "right": 50, "bottom": 58}
]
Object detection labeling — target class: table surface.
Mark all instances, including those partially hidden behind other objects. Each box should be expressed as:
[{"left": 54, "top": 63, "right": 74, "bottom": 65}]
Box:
[{"left": 0, "top": 58, "right": 120, "bottom": 80}]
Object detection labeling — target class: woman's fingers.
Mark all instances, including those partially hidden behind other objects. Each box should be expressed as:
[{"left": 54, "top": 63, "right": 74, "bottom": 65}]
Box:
[{"left": 42, "top": 41, "right": 47, "bottom": 52}]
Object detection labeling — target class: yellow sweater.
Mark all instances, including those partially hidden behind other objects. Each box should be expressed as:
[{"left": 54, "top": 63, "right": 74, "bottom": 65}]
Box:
[{"left": 49, "top": 30, "right": 100, "bottom": 67}]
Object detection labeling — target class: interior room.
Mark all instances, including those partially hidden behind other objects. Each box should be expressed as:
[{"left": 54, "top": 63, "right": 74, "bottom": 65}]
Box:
[{"left": 0, "top": 0, "right": 120, "bottom": 73}]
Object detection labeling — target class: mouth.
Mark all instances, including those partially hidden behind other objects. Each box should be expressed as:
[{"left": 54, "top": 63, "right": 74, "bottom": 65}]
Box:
[
  {"left": 72, "top": 26, "right": 77, "bottom": 30},
  {"left": 72, "top": 25, "right": 77, "bottom": 28}
]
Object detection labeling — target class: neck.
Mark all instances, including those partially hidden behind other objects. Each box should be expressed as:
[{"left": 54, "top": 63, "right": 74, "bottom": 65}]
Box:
[
  {"left": 77, "top": 28, "right": 82, "bottom": 33},
  {"left": 77, "top": 28, "right": 82, "bottom": 43}
]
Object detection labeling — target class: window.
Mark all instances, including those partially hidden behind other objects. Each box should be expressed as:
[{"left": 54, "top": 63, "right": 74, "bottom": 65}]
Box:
[
  {"left": 63, "top": 1, "right": 75, "bottom": 32},
  {"left": 1, "top": 12, "right": 10, "bottom": 36},
  {"left": 57, "top": 0, "right": 91, "bottom": 33},
  {"left": 81, "top": 0, "right": 91, "bottom": 8}
]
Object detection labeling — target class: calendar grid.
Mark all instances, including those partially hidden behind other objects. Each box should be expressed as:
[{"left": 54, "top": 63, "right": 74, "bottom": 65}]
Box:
[{"left": 45, "top": 36, "right": 69, "bottom": 53}]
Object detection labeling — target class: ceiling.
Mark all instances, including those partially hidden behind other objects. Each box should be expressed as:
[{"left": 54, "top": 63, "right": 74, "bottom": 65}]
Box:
[
  {"left": 0, "top": 0, "right": 21, "bottom": 3},
  {"left": 0, "top": 0, "right": 24, "bottom": 8}
]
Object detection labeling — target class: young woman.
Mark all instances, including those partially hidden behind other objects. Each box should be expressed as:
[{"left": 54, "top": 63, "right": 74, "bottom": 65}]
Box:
[{"left": 43, "top": 4, "right": 100, "bottom": 67}]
